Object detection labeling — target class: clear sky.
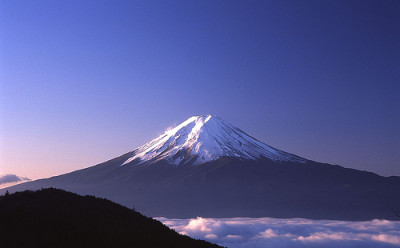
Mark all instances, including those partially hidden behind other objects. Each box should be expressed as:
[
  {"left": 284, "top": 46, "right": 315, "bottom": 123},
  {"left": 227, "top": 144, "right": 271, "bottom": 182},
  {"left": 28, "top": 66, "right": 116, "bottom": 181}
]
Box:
[{"left": 1, "top": 0, "right": 399, "bottom": 182}]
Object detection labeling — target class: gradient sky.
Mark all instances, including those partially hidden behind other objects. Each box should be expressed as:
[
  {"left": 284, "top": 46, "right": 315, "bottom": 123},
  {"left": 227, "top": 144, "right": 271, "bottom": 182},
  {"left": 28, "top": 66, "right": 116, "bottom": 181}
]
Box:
[{"left": 1, "top": 0, "right": 399, "bottom": 181}]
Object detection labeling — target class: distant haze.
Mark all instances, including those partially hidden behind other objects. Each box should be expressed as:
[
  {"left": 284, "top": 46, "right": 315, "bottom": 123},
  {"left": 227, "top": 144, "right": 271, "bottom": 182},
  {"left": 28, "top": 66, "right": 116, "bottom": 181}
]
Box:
[{"left": 1, "top": 0, "right": 399, "bottom": 180}]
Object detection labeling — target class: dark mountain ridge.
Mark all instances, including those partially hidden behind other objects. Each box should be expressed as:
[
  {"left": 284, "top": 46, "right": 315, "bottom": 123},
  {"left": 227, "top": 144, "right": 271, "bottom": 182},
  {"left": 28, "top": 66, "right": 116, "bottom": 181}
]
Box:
[{"left": 0, "top": 188, "right": 222, "bottom": 248}]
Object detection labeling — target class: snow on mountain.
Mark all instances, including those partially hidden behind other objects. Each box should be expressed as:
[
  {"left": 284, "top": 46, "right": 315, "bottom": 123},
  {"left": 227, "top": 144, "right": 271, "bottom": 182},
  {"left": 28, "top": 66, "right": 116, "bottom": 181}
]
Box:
[{"left": 123, "top": 115, "right": 307, "bottom": 166}]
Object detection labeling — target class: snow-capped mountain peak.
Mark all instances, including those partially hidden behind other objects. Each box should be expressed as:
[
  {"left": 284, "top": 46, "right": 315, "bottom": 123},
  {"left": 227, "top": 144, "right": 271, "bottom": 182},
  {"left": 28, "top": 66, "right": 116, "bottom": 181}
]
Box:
[{"left": 123, "top": 115, "right": 306, "bottom": 166}]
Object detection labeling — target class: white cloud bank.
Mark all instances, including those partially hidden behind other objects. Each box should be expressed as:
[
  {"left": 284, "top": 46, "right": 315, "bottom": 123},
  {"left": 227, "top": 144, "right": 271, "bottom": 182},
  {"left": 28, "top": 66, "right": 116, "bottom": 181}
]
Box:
[{"left": 157, "top": 217, "right": 400, "bottom": 248}]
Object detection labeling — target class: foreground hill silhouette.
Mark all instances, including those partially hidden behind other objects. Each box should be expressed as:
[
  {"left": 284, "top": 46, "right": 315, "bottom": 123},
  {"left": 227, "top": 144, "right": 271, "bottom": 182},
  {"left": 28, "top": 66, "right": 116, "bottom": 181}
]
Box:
[{"left": 0, "top": 188, "right": 222, "bottom": 248}]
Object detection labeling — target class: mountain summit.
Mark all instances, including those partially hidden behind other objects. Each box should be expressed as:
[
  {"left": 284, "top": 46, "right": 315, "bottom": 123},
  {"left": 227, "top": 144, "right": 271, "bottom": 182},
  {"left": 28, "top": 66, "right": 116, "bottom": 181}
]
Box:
[{"left": 123, "top": 115, "right": 306, "bottom": 166}]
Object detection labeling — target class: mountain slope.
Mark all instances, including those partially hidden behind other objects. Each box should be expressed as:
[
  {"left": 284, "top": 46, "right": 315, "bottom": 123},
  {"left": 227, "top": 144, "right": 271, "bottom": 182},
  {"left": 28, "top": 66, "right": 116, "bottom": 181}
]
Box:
[
  {"left": 0, "top": 188, "right": 222, "bottom": 248},
  {"left": 2, "top": 115, "right": 400, "bottom": 220}
]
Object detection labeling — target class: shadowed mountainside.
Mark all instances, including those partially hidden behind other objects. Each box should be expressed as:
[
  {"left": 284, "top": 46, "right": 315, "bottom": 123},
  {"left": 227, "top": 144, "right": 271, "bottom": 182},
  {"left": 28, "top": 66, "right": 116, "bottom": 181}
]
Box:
[{"left": 3, "top": 157, "right": 400, "bottom": 220}]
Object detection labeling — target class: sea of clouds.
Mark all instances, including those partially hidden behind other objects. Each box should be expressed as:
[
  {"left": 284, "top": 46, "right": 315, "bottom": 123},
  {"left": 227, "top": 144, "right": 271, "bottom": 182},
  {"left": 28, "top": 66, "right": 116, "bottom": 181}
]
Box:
[{"left": 157, "top": 217, "right": 400, "bottom": 248}]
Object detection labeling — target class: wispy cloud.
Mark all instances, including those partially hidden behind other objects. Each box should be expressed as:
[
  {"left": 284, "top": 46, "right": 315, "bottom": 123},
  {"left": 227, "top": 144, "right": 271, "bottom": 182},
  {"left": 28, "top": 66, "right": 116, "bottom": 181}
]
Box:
[
  {"left": 0, "top": 174, "right": 30, "bottom": 185},
  {"left": 158, "top": 217, "right": 400, "bottom": 248}
]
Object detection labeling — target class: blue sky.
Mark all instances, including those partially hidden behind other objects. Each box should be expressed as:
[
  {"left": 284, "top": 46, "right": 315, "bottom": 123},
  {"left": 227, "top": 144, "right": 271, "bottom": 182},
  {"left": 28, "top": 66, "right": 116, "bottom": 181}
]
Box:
[{"left": 0, "top": 0, "right": 399, "bottom": 179}]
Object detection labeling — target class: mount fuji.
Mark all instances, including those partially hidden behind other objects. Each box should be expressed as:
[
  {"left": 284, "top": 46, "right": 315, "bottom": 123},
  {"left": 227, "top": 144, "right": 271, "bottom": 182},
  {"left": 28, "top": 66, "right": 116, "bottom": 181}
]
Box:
[{"left": 3, "top": 115, "right": 400, "bottom": 220}]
